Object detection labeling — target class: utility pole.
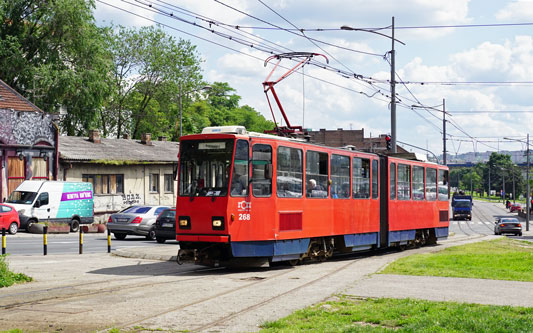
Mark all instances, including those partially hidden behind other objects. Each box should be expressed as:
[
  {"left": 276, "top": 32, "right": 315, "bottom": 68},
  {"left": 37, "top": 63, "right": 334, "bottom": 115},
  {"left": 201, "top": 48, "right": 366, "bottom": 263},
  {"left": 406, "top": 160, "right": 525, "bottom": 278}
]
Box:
[
  {"left": 527, "top": 133, "right": 530, "bottom": 231},
  {"left": 390, "top": 16, "right": 397, "bottom": 153},
  {"left": 442, "top": 98, "right": 446, "bottom": 165}
]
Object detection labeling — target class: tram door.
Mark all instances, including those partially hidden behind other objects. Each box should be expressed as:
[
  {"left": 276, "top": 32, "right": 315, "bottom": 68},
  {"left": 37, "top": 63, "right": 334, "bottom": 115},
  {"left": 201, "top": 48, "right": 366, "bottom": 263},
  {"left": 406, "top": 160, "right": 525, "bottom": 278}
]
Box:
[{"left": 379, "top": 156, "right": 389, "bottom": 247}]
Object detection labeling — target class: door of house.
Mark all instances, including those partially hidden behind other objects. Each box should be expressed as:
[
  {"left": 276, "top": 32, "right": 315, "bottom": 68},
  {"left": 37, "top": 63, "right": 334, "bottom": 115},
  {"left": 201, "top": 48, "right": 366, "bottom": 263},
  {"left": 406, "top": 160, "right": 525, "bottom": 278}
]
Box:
[{"left": 7, "top": 157, "right": 25, "bottom": 197}]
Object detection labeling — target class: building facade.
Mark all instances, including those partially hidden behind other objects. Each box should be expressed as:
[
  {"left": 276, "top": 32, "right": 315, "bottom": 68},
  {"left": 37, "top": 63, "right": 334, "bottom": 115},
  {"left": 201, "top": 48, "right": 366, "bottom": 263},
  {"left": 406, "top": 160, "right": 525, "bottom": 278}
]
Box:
[
  {"left": 308, "top": 128, "right": 408, "bottom": 153},
  {"left": 0, "top": 79, "right": 58, "bottom": 201},
  {"left": 59, "top": 132, "right": 178, "bottom": 222}
]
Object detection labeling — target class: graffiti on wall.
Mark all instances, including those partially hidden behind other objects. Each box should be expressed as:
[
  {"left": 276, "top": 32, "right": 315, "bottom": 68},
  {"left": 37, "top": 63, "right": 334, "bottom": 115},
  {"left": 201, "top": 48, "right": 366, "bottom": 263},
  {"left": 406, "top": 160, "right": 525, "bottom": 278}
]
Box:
[
  {"left": 122, "top": 193, "right": 141, "bottom": 205},
  {"left": 0, "top": 109, "right": 55, "bottom": 145}
]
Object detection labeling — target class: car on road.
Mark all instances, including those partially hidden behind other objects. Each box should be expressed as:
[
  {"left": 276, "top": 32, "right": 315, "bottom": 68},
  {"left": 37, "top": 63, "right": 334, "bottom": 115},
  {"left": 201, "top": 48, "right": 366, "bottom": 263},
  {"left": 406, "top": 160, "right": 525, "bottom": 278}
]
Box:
[
  {"left": 0, "top": 203, "right": 20, "bottom": 235},
  {"left": 509, "top": 203, "right": 521, "bottom": 213},
  {"left": 108, "top": 205, "right": 170, "bottom": 240},
  {"left": 154, "top": 208, "right": 176, "bottom": 243},
  {"left": 494, "top": 217, "right": 522, "bottom": 236}
]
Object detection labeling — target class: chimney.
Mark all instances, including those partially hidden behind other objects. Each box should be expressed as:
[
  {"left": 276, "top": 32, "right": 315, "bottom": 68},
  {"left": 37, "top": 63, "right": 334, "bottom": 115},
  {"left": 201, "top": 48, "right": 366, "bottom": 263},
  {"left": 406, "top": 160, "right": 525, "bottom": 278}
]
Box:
[
  {"left": 141, "top": 133, "right": 152, "bottom": 145},
  {"left": 88, "top": 130, "right": 101, "bottom": 144},
  {"left": 158, "top": 136, "right": 167, "bottom": 141},
  {"left": 122, "top": 133, "right": 131, "bottom": 140}
]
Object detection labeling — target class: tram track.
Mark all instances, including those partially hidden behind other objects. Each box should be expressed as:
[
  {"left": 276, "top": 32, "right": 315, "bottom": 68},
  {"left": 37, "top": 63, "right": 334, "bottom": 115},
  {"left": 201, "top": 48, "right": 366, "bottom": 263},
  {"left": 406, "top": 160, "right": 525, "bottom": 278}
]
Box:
[{"left": 0, "top": 264, "right": 223, "bottom": 310}]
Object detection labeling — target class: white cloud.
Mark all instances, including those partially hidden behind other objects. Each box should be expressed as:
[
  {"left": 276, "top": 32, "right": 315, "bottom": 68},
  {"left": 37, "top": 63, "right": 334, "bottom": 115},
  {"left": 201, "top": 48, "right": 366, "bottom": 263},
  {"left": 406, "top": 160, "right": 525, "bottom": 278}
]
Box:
[{"left": 496, "top": 0, "right": 533, "bottom": 20}]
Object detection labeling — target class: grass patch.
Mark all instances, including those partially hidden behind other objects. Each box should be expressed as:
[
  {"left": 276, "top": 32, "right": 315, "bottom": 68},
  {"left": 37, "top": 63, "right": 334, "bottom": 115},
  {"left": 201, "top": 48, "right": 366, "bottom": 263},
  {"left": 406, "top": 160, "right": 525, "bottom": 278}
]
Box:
[
  {"left": 261, "top": 296, "right": 533, "bottom": 332},
  {"left": 381, "top": 238, "right": 533, "bottom": 281},
  {"left": 0, "top": 255, "right": 32, "bottom": 288}
]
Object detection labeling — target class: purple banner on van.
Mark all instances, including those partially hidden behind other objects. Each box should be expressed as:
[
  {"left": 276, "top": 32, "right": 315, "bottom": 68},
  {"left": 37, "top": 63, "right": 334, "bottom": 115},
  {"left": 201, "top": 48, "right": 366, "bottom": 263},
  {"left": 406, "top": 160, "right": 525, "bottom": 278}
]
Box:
[{"left": 61, "top": 191, "right": 93, "bottom": 201}]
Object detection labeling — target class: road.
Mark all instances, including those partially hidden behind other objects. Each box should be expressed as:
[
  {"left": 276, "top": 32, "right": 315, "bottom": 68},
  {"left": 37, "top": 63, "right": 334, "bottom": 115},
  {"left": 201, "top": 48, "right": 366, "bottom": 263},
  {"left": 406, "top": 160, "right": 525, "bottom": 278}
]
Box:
[
  {"left": 450, "top": 199, "right": 528, "bottom": 238},
  {"left": 1, "top": 201, "right": 531, "bottom": 332},
  {"left": 1, "top": 232, "right": 178, "bottom": 256}
]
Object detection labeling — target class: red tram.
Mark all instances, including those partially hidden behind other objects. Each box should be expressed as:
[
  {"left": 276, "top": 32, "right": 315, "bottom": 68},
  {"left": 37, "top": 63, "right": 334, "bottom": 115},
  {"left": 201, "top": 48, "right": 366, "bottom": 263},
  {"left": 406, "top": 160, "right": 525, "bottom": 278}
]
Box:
[{"left": 175, "top": 126, "right": 449, "bottom": 266}]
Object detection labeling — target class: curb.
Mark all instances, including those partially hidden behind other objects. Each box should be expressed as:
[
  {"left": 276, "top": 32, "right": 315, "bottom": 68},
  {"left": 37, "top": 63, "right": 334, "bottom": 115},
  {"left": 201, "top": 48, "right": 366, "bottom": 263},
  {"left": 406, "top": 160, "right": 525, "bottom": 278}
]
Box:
[{"left": 113, "top": 247, "right": 177, "bottom": 262}]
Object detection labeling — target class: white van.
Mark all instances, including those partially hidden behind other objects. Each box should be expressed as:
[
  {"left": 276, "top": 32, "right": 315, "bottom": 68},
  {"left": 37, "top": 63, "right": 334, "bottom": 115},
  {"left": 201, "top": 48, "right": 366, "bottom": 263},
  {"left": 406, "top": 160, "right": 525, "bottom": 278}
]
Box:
[{"left": 6, "top": 180, "right": 94, "bottom": 232}]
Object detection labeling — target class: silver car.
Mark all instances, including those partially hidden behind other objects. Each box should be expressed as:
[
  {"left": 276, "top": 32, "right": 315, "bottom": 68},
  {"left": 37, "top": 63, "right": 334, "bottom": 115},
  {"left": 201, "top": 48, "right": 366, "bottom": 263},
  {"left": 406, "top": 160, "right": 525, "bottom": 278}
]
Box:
[
  {"left": 494, "top": 217, "right": 523, "bottom": 236},
  {"left": 108, "top": 205, "right": 170, "bottom": 240}
]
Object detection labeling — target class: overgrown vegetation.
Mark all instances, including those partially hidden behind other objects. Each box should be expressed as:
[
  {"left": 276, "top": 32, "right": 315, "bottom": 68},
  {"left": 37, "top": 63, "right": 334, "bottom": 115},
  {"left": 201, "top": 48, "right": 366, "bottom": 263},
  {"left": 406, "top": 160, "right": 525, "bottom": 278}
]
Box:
[
  {"left": 0, "top": 255, "right": 32, "bottom": 288},
  {"left": 0, "top": 1, "right": 274, "bottom": 138},
  {"left": 381, "top": 238, "right": 533, "bottom": 281},
  {"left": 261, "top": 296, "right": 533, "bottom": 332}
]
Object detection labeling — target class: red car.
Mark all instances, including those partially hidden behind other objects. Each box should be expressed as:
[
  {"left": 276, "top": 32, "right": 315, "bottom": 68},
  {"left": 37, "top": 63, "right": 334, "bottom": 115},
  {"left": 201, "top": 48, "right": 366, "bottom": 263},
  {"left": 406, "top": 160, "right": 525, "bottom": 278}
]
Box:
[
  {"left": 0, "top": 203, "right": 20, "bottom": 235},
  {"left": 509, "top": 203, "right": 522, "bottom": 213}
]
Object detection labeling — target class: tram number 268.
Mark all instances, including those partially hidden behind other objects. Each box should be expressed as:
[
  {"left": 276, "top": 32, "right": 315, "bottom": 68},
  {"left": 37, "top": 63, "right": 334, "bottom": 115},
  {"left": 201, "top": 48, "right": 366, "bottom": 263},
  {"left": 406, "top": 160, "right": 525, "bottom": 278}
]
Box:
[{"left": 238, "top": 213, "right": 251, "bottom": 221}]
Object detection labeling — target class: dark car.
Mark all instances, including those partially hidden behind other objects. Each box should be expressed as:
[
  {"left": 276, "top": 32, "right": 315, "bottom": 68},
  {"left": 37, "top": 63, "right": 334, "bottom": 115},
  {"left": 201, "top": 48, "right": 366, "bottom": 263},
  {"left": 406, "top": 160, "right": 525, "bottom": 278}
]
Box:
[
  {"left": 154, "top": 208, "right": 176, "bottom": 243},
  {"left": 108, "top": 205, "right": 170, "bottom": 240},
  {"left": 494, "top": 217, "right": 522, "bottom": 236}
]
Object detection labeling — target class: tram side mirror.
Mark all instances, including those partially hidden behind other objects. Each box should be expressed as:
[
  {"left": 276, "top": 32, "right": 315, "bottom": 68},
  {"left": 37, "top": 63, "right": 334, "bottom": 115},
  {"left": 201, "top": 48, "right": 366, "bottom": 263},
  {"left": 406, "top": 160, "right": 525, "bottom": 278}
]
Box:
[
  {"left": 172, "top": 162, "right": 178, "bottom": 180},
  {"left": 265, "top": 164, "right": 273, "bottom": 179}
]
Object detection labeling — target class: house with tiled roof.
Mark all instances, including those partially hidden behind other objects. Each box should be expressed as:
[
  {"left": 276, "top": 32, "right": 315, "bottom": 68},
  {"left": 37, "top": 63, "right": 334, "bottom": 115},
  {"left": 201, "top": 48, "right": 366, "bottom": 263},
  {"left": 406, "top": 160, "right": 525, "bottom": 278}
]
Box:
[
  {"left": 0, "top": 79, "right": 59, "bottom": 201},
  {"left": 58, "top": 131, "right": 179, "bottom": 222}
]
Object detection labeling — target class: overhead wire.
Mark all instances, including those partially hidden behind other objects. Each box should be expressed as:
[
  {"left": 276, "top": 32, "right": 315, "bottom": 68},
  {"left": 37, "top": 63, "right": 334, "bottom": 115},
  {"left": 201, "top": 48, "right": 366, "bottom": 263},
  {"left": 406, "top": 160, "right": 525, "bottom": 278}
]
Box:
[{"left": 97, "top": 0, "right": 393, "bottom": 105}]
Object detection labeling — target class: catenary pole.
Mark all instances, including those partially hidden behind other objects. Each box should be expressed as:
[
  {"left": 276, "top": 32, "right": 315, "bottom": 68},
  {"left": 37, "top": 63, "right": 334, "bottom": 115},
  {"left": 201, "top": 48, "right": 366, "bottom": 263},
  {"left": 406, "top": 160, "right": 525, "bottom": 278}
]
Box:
[
  {"left": 443, "top": 98, "right": 446, "bottom": 165},
  {"left": 527, "top": 133, "right": 530, "bottom": 231},
  {"left": 391, "top": 16, "right": 397, "bottom": 153}
]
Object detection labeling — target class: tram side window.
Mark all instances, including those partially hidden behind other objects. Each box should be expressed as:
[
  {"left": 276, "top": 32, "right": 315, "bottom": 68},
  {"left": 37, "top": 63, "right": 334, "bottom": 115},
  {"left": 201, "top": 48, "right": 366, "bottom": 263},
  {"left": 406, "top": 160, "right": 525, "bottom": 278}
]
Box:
[
  {"left": 426, "top": 168, "right": 437, "bottom": 201},
  {"left": 372, "top": 160, "right": 379, "bottom": 199},
  {"left": 353, "top": 157, "right": 370, "bottom": 199},
  {"left": 277, "top": 146, "right": 303, "bottom": 198},
  {"left": 413, "top": 166, "right": 424, "bottom": 200},
  {"left": 305, "top": 151, "right": 328, "bottom": 198},
  {"left": 397, "top": 164, "right": 411, "bottom": 200},
  {"left": 252, "top": 144, "right": 272, "bottom": 197},
  {"left": 438, "top": 169, "right": 450, "bottom": 200},
  {"left": 231, "top": 140, "right": 249, "bottom": 197},
  {"left": 331, "top": 154, "right": 350, "bottom": 199},
  {"left": 390, "top": 163, "right": 396, "bottom": 200}
]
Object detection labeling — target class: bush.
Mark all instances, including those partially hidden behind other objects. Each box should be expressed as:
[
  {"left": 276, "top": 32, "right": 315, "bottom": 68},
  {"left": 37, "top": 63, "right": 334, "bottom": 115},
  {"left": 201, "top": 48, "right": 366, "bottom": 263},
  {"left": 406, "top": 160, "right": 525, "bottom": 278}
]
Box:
[{"left": 0, "top": 255, "right": 32, "bottom": 288}]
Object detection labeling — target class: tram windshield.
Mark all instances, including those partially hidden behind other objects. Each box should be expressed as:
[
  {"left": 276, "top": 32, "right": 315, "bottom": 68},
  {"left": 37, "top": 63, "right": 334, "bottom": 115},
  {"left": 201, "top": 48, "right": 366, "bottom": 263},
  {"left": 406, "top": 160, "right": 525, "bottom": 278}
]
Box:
[{"left": 179, "top": 139, "right": 234, "bottom": 197}]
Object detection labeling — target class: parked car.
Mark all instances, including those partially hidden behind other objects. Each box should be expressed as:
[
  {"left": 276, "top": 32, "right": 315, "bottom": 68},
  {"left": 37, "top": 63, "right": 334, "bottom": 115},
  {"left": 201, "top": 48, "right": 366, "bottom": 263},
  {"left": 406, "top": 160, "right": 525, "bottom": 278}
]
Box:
[
  {"left": 494, "top": 217, "right": 522, "bottom": 236},
  {"left": 509, "top": 203, "right": 521, "bottom": 213},
  {"left": 154, "top": 208, "right": 176, "bottom": 243},
  {"left": 108, "top": 205, "right": 170, "bottom": 240},
  {"left": 0, "top": 203, "right": 20, "bottom": 235}
]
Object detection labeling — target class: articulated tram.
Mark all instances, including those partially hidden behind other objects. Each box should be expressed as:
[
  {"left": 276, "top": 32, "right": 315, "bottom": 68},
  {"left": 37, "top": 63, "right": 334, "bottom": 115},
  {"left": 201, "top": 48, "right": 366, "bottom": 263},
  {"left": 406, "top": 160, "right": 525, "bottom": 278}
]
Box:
[{"left": 175, "top": 125, "right": 449, "bottom": 266}]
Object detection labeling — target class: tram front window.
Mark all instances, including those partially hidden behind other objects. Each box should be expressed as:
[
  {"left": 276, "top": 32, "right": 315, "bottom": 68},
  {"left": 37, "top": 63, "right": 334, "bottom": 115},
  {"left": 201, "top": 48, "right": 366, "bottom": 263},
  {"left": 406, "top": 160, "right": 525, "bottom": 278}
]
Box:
[{"left": 179, "top": 139, "right": 234, "bottom": 197}]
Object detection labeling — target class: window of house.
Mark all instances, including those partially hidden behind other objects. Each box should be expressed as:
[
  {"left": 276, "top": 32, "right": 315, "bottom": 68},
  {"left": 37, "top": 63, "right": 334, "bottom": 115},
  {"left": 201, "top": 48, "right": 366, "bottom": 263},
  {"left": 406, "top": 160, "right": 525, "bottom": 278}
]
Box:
[
  {"left": 353, "top": 157, "right": 370, "bottom": 199},
  {"left": 31, "top": 157, "right": 49, "bottom": 180},
  {"left": 305, "top": 150, "right": 328, "bottom": 198},
  {"left": 164, "top": 174, "right": 174, "bottom": 193},
  {"left": 413, "top": 166, "right": 425, "bottom": 200},
  {"left": 150, "top": 173, "right": 160, "bottom": 193},
  {"left": 372, "top": 159, "right": 379, "bottom": 199},
  {"left": 397, "top": 164, "right": 411, "bottom": 200},
  {"left": 82, "top": 174, "right": 124, "bottom": 195},
  {"left": 390, "top": 162, "right": 396, "bottom": 200},
  {"left": 277, "top": 146, "right": 303, "bottom": 198},
  {"left": 331, "top": 154, "right": 350, "bottom": 199},
  {"left": 252, "top": 144, "right": 272, "bottom": 197},
  {"left": 426, "top": 168, "right": 437, "bottom": 201}
]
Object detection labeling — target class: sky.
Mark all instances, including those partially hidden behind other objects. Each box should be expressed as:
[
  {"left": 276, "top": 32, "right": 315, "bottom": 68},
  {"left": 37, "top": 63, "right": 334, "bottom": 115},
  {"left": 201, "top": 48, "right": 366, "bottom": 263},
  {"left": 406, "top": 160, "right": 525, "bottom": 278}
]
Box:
[{"left": 94, "top": 0, "right": 533, "bottom": 160}]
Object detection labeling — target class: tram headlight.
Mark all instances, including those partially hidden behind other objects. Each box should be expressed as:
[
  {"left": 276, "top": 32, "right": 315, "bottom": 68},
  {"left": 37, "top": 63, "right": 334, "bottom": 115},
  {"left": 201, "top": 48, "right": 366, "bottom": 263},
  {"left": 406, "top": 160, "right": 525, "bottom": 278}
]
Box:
[
  {"left": 212, "top": 216, "right": 225, "bottom": 230},
  {"left": 178, "top": 216, "right": 191, "bottom": 229}
]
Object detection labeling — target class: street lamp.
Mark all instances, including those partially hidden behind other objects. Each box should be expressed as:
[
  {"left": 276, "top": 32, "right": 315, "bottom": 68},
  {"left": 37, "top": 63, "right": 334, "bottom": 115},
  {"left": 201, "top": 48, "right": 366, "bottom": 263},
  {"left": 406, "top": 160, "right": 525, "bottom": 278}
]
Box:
[
  {"left": 179, "top": 85, "right": 211, "bottom": 138},
  {"left": 504, "top": 135, "right": 531, "bottom": 231},
  {"left": 341, "top": 18, "right": 405, "bottom": 153}
]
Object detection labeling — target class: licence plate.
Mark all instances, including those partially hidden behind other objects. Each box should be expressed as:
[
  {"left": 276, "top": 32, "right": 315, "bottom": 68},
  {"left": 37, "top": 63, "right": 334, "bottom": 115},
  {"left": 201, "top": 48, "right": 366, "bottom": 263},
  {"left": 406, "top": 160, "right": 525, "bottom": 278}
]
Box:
[
  {"left": 162, "top": 223, "right": 173, "bottom": 228},
  {"left": 117, "top": 218, "right": 129, "bottom": 223}
]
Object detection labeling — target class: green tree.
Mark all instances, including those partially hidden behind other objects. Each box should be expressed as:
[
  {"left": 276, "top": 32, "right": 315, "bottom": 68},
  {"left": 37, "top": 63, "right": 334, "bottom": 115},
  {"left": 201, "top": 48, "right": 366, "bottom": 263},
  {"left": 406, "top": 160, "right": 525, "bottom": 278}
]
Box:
[
  {"left": 102, "top": 25, "right": 203, "bottom": 139},
  {"left": 0, "top": 0, "right": 112, "bottom": 135}
]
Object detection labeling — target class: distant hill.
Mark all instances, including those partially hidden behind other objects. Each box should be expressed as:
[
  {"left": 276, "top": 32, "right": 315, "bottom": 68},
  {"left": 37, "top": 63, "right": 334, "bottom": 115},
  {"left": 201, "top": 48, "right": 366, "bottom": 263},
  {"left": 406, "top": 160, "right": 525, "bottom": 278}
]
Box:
[{"left": 442, "top": 150, "right": 528, "bottom": 165}]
